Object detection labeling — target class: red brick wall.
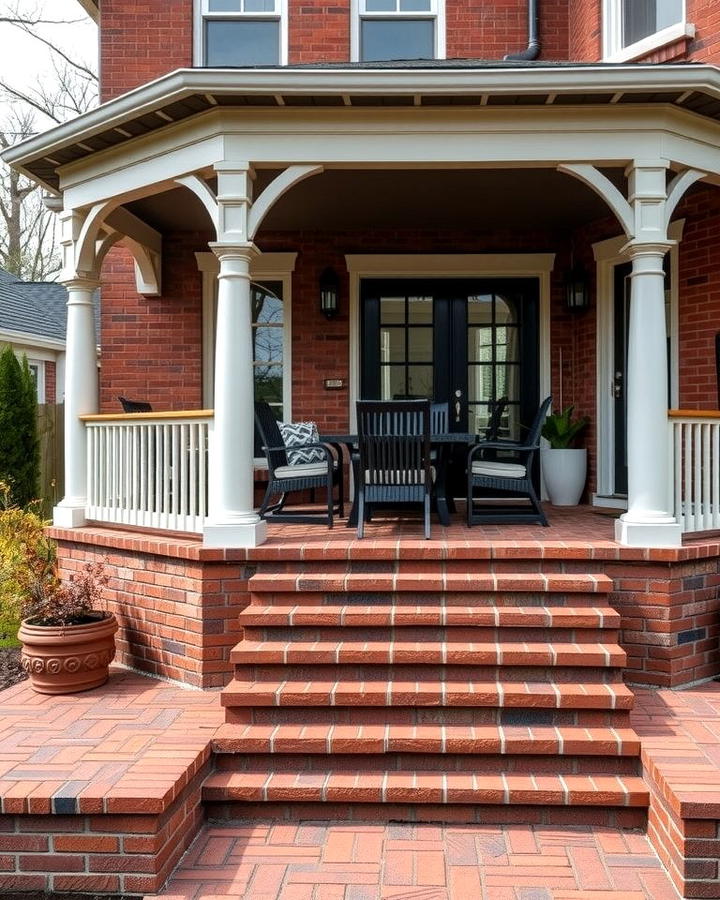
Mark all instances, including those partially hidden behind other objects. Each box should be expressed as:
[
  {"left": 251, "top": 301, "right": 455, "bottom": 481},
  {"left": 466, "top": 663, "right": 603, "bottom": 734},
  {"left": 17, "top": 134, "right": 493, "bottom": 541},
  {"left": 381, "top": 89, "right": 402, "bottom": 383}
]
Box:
[
  {"left": 447, "top": 0, "right": 569, "bottom": 61},
  {"left": 99, "top": 0, "right": 192, "bottom": 102},
  {"left": 45, "top": 360, "right": 56, "bottom": 405},
  {"left": 567, "top": 0, "right": 601, "bottom": 59},
  {"left": 51, "top": 529, "right": 251, "bottom": 689},
  {"left": 99, "top": 239, "right": 203, "bottom": 414},
  {"left": 676, "top": 184, "right": 720, "bottom": 410}
]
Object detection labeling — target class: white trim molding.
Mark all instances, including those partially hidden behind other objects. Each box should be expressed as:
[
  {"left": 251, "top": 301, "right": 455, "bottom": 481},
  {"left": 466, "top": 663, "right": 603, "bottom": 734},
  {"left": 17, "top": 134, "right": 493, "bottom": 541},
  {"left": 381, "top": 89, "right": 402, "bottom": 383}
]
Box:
[
  {"left": 602, "top": 0, "right": 693, "bottom": 62},
  {"left": 344, "top": 253, "right": 555, "bottom": 431}
]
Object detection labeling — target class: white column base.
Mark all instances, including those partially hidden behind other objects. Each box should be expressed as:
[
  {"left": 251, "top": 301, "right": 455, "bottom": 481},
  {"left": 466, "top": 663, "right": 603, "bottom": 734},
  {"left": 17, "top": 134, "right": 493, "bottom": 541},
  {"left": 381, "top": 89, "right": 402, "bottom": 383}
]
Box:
[
  {"left": 614, "top": 516, "right": 682, "bottom": 548},
  {"left": 203, "top": 519, "right": 268, "bottom": 549},
  {"left": 52, "top": 504, "right": 88, "bottom": 528}
]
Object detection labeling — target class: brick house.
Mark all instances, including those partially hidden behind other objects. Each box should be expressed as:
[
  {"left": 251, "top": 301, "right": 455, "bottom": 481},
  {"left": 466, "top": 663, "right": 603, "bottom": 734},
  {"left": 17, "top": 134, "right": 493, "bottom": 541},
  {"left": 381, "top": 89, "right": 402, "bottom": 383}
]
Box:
[{"left": 3, "top": 4, "right": 720, "bottom": 888}]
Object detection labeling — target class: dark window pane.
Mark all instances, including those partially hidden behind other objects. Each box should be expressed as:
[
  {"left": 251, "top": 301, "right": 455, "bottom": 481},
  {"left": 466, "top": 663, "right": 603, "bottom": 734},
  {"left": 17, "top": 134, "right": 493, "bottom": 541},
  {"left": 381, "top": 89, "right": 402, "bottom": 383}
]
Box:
[
  {"left": 361, "top": 19, "right": 434, "bottom": 61},
  {"left": 622, "top": 0, "right": 681, "bottom": 46},
  {"left": 206, "top": 20, "right": 280, "bottom": 66},
  {"left": 408, "top": 327, "right": 433, "bottom": 362}
]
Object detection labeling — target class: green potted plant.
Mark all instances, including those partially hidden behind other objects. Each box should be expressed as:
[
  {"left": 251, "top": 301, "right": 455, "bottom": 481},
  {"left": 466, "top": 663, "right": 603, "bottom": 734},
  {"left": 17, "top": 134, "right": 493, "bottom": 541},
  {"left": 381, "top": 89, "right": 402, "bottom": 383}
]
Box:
[
  {"left": 540, "top": 405, "right": 590, "bottom": 506},
  {"left": 0, "top": 485, "right": 117, "bottom": 695}
]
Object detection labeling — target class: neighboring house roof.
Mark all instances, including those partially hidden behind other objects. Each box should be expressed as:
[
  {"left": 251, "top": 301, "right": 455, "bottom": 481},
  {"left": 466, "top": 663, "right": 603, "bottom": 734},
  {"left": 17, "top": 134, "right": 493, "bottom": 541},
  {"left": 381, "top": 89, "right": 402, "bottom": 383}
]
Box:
[{"left": 0, "top": 268, "right": 100, "bottom": 347}]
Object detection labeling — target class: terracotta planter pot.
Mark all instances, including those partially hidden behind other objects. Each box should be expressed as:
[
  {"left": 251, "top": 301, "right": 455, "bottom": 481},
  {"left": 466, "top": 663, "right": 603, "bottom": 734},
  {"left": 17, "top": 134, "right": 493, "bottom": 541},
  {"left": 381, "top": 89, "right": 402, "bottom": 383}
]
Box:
[{"left": 18, "top": 612, "right": 118, "bottom": 695}]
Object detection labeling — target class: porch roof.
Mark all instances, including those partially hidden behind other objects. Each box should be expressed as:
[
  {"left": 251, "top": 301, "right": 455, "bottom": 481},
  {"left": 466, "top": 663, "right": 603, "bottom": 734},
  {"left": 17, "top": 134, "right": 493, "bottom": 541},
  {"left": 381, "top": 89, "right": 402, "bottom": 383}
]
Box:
[{"left": 5, "top": 62, "right": 720, "bottom": 194}]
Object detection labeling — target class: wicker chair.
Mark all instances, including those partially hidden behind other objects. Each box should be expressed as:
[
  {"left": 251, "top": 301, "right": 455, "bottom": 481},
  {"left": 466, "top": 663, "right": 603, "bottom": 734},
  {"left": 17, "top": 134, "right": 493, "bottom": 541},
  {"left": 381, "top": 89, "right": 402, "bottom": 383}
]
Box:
[
  {"left": 356, "top": 399, "right": 433, "bottom": 539},
  {"left": 466, "top": 395, "right": 552, "bottom": 527},
  {"left": 254, "top": 401, "right": 343, "bottom": 527}
]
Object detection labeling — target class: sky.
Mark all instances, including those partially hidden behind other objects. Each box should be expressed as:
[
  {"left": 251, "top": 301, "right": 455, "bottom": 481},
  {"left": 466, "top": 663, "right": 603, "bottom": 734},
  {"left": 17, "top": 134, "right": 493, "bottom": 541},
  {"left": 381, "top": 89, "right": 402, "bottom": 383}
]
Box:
[{"left": 0, "top": 0, "right": 98, "bottom": 134}]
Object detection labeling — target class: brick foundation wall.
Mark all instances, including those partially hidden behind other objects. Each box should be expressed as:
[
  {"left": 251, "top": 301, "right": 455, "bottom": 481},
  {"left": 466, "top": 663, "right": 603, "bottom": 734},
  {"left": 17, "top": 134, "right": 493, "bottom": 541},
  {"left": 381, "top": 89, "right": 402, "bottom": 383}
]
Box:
[
  {"left": 0, "top": 760, "right": 210, "bottom": 896},
  {"left": 49, "top": 529, "right": 253, "bottom": 689}
]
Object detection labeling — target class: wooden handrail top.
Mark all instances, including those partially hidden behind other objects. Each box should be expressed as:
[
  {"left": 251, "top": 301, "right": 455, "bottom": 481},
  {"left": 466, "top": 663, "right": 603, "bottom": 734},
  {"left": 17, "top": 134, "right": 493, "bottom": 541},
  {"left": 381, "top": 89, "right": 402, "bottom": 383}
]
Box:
[
  {"left": 669, "top": 409, "right": 720, "bottom": 420},
  {"left": 81, "top": 409, "right": 214, "bottom": 423}
]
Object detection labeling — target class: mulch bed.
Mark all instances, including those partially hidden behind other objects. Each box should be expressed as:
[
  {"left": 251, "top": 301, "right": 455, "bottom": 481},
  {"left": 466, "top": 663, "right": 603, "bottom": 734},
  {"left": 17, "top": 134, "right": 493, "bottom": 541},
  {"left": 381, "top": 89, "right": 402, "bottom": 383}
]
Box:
[{"left": 0, "top": 647, "right": 26, "bottom": 692}]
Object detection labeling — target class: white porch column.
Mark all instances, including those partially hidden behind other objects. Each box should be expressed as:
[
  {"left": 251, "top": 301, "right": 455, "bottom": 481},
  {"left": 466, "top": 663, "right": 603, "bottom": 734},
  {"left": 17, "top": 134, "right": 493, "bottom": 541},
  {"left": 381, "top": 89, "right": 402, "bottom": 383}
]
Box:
[
  {"left": 53, "top": 278, "right": 99, "bottom": 528},
  {"left": 203, "top": 242, "right": 267, "bottom": 548},
  {"left": 615, "top": 242, "right": 681, "bottom": 547}
]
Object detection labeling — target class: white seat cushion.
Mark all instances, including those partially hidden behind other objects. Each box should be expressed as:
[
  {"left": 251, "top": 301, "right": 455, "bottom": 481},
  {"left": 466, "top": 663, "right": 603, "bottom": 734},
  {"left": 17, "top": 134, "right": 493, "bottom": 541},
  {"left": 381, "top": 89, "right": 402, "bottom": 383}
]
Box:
[
  {"left": 275, "top": 462, "right": 329, "bottom": 479},
  {"left": 471, "top": 460, "right": 527, "bottom": 479}
]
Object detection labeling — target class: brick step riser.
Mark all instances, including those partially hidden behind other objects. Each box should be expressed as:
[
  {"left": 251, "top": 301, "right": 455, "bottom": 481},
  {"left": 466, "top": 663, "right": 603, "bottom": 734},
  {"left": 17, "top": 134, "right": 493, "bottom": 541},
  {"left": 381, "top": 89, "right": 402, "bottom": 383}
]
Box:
[
  {"left": 244, "top": 591, "right": 615, "bottom": 609},
  {"left": 211, "top": 753, "right": 641, "bottom": 775},
  {"left": 223, "top": 707, "right": 633, "bottom": 728},
  {"left": 240, "top": 625, "right": 620, "bottom": 644},
  {"left": 233, "top": 663, "right": 626, "bottom": 684},
  {"left": 251, "top": 562, "right": 616, "bottom": 580},
  {"left": 204, "top": 801, "right": 647, "bottom": 829}
]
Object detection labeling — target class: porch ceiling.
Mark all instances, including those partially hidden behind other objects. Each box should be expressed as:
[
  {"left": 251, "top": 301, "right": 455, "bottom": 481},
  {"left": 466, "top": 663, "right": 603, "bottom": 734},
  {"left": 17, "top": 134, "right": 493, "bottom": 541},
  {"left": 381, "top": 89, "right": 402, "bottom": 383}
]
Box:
[
  {"left": 125, "top": 167, "right": 623, "bottom": 233},
  {"left": 5, "top": 63, "right": 720, "bottom": 195}
]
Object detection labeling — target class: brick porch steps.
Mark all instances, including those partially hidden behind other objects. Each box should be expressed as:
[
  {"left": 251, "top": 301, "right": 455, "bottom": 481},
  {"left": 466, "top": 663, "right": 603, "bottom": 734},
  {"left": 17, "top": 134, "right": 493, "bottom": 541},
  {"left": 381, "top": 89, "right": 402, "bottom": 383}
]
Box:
[
  {"left": 210, "top": 564, "right": 647, "bottom": 824},
  {"left": 220, "top": 676, "right": 635, "bottom": 710},
  {"left": 213, "top": 722, "right": 641, "bottom": 755}
]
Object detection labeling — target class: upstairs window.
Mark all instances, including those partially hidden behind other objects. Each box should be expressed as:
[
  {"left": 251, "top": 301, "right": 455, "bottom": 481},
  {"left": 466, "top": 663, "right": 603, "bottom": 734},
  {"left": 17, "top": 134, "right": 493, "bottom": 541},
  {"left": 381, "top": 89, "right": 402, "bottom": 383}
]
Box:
[
  {"left": 603, "top": 0, "right": 691, "bottom": 61},
  {"left": 353, "top": 0, "right": 445, "bottom": 62},
  {"left": 198, "top": 0, "right": 287, "bottom": 66}
]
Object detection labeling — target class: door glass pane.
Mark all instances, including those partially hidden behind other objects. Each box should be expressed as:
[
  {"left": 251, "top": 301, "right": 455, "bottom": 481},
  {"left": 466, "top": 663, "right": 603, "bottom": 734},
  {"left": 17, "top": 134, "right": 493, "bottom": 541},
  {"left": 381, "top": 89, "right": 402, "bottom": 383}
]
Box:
[
  {"left": 467, "top": 404, "right": 489, "bottom": 436},
  {"left": 468, "top": 326, "right": 493, "bottom": 363},
  {"left": 206, "top": 20, "right": 280, "bottom": 66},
  {"left": 407, "top": 366, "right": 433, "bottom": 398},
  {"left": 495, "top": 294, "right": 517, "bottom": 324},
  {"left": 254, "top": 364, "right": 283, "bottom": 406},
  {"left": 408, "top": 327, "right": 433, "bottom": 362},
  {"left": 467, "top": 294, "right": 492, "bottom": 324},
  {"left": 408, "top": 295, "right": 433, "bottom": 323},
  {"left": 380, "top": 328, "right": 405, "bottom": 363},
  {"left": 381, "top": 365, "right": 407, "bottom": 400},
  {"left": 361, "top": 19, "right": 434, "bottom": 61},
  {"left": 496, "top": 363, "right": 520, "bottom": 403},
  {"left": 496, "top": 326, "right": 519, "bottom": 362},
  {"left": 253, "top": 326, "right": 283, "bottom": 364},
  {"left": 380, "top": 296, "right": 406, "bottom": 324},
  {"left": 468, "top": 365, "right": 493, "bottom": 404}
]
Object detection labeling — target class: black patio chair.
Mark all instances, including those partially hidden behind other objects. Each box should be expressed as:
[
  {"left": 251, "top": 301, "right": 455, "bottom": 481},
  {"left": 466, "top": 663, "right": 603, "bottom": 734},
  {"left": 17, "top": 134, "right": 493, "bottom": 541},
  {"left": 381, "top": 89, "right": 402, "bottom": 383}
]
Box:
[
  {"left": 254, "top": 401, "right": 343, "bottom": 527},
  {"left": 118, "top": 396, "right": 153, "bottom": 413},
  {"left": 466, "top": 395, "right": 552, "bottom": 527},
  {"left": 356, "top": 399, "right": 433, "bottom": 539}
]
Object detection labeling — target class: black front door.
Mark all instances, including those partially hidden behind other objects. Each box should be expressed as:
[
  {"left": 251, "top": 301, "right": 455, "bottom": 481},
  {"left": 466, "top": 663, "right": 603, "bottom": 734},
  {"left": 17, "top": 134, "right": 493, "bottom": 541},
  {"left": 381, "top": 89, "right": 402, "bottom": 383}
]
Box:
[
  {"left": 613, "top": 263, "right": 632, "bottom": 496},
  {"left": 361, "top": 278, "right": 540, "bottom": 492}
]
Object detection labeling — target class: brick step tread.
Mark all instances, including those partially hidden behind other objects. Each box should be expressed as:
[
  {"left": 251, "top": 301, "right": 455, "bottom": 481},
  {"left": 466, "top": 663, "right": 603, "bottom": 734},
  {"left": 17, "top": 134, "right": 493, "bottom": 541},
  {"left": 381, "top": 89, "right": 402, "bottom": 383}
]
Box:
[
  {"left": 221, "top": 677, "right": 635, "bottom": 709},
  {"left": 201, "top": 770, "right": 648, "bottom": 807},
  {"left": 239, "top": 604, "right": 620, "bottom": 629},
  {"left": 229, "top": 639, "right": 626, "bottom": 667},
  {"left": 248, "top": 572, "right": 613, "bottom": 594},
  {"left": 212, "top": 722, "right": 641, "bottom": 756}
]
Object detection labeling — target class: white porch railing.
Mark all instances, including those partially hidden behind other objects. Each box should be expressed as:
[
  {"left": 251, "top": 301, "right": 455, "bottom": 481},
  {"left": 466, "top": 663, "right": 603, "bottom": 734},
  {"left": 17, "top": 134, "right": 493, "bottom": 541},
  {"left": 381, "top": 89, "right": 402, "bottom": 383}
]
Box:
[
  {"left": 669, "top": 410, "right": 720, "bottom": 534},
  {"left": 82, "top": 411, "right": 213, "bottom": 533}
]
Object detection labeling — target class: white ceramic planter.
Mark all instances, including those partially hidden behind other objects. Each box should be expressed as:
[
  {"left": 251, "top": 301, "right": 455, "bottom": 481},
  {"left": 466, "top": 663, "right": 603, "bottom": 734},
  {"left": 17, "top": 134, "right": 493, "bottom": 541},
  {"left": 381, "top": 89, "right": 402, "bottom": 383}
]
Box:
[{"left": 541, "top": 448, "right": 587, "bottom": 506}]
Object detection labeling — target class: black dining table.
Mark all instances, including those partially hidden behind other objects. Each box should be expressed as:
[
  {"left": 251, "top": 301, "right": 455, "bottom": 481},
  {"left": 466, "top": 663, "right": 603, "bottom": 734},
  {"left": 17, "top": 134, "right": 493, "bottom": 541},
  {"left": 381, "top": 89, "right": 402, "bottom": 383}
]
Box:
[{"left": 320, "top": 432, "right": 479, "bottom": 527}]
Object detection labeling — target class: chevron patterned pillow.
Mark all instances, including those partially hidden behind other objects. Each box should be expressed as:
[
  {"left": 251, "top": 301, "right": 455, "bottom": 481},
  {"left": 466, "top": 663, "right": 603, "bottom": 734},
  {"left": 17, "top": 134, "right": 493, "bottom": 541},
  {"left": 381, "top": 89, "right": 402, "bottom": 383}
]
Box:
[{"left": 279, "top": 421, "right": 325, "bottom": 465}]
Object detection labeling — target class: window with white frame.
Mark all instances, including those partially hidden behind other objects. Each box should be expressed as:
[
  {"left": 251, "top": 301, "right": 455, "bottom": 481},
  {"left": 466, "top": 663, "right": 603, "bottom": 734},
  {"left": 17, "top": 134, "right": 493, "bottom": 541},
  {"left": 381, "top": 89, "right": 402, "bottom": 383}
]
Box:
[
  {"left": 603, "top": 0, "right": 689, "bottom": 60},
  {"left": 27, "top": 360, "right": 46, "bottom": 404},
  {"left": 198, "top": 0, "right": 287, "bottom": 67},
  {"left": 354, "top": 0, "right": 444, "bottom": 62}
]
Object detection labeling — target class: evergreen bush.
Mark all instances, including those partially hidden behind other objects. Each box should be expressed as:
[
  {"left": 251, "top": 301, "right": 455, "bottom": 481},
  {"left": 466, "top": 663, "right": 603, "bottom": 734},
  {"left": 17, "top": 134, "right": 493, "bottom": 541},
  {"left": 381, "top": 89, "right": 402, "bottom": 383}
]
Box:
[{"left": 0, "top": 346, "right": 40, "bottom": 507}]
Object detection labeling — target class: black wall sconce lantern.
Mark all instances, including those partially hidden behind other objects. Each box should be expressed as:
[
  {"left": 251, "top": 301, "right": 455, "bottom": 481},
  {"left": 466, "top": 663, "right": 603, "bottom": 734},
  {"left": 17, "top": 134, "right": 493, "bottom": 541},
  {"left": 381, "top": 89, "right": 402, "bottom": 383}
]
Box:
[
  {"left": 564, "top": 264, "right": 590, "bottom": 313},
  {"left": 319, "top": 267, "right": 340, "bottom": 319}
]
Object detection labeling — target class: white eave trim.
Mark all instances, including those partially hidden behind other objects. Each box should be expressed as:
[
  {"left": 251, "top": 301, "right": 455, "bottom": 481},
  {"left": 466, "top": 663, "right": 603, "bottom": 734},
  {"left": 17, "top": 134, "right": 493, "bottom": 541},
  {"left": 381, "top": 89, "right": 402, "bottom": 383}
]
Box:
[
  {"left": 0, "top": 328, "right": 66, "bottom": 352},
  {"left": 4, "top": 63, "right": 720, "bottom": 171}
]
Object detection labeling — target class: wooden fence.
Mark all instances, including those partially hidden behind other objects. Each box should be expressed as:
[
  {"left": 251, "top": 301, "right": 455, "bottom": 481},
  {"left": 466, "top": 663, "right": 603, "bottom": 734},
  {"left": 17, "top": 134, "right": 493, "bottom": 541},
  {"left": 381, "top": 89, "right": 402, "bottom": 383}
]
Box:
[{"left": 37, "top": 403, "right": 63, "bottom": 517}]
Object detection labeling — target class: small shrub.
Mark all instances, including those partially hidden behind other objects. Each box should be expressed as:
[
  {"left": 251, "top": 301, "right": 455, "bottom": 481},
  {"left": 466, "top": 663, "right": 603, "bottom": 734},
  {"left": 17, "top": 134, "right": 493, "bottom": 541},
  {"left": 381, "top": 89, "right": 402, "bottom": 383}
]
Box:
[{"left": 0, "top": 483, "right": 108, "bottom": 630}]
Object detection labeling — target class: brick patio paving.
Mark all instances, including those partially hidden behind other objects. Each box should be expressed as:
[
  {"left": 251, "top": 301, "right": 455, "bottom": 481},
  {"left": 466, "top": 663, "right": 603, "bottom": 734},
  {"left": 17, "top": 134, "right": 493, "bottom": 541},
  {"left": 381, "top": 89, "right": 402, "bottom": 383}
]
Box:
[{"left": 148, "top": 819, "right": 680, "bottom": 899}]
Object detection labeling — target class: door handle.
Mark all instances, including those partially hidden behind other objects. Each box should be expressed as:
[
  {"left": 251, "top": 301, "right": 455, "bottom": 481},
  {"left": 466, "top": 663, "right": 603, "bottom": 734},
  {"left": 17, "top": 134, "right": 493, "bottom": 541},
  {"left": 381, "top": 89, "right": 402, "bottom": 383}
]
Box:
[
  {"left": 454, "top": 389, "right": 463, "bottom": 423},
  {"left": 613, "top": 371, "right": 623, "bottom": 400}
]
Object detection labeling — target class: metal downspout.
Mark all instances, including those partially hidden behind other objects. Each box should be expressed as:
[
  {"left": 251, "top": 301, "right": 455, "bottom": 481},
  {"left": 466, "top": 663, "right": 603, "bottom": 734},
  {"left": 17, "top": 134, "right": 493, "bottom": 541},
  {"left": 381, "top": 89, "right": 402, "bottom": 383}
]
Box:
[{"left": 504, "top": 0, "right": 540, "bottom": 60}]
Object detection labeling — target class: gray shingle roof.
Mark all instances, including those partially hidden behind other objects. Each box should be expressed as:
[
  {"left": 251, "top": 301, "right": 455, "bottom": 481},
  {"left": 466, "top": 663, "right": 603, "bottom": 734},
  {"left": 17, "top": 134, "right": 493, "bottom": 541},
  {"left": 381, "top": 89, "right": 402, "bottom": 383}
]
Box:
[{"left": 0, "top": 269, "right": 99, "bottom": 344}]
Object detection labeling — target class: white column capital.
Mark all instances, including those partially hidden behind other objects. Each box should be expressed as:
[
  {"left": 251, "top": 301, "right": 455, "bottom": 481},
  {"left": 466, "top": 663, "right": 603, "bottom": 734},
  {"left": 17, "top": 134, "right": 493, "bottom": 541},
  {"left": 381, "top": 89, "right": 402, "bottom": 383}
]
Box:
[
  {"left": 209, "top": 241, "right": 260, "bottom": 268},
  {"left": 622, "top": 239, "right": 675, "bottom": 259},
  {"left": 60, "top": 276, "right": 101, "bottom": 296}
]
